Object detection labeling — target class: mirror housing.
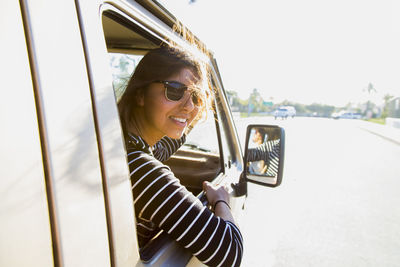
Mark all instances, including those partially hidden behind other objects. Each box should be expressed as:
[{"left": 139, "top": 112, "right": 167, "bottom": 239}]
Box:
[{"left": 243, "top": 124, "right": 285, "bottom": 187}]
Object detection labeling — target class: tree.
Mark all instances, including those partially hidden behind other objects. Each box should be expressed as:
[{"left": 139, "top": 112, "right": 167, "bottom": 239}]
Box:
[
  {"left": 110, "top": 54, "right": 142, "bottom": 101},
  {"left": 248, "top": 88, "right": 264, "bottom": 113},
  {"left": 364, "top": 82, "right": 377, "bottom": 94},
  {"left": 306, "top": 103, "right": 335, "bottom": 117},
  {"left": 226, "top": 90, "right": 240, "bottom": 107},
  {"left": 382, "top": 94, "right": 394, "bottom": 118},
  {"left": 362, "top": 82, "right": 377, "bottom": 118}
]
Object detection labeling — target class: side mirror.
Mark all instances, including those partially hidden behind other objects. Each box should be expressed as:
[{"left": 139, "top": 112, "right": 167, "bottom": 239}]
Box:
[{"left": 243, "top": 124, "right": 285, "bottom": 187}]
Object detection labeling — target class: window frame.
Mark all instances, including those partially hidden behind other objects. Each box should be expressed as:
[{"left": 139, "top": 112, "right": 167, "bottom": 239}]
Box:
[{"left": 100, "top": 6, "right": 230, "bottom": 263}]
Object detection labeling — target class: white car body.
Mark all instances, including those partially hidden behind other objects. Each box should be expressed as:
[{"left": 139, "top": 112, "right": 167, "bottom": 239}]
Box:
[
  {"left": 274, "top": 106, "right": 296, "bottom": 119},
  {"left": 332, "top": 111, "right": 362, "bottom": 119}
]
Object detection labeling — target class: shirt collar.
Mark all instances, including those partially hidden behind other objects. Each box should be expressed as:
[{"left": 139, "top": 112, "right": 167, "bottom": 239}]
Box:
[{"left": 126, "top": 132, "right": 153, "bottom": 154}]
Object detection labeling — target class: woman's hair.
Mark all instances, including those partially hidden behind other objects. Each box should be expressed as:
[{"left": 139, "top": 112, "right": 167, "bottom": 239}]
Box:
[
  {"left": 255, "top": 128, "right": 267, "bottom": 143},
  {"left": 118, "top": 46, "right": 211, "bottom": 133}
]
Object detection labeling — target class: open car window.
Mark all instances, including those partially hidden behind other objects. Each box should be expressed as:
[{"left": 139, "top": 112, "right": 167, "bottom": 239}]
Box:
[
  {"left": 185, "top": 108, "right": 220, "bottom": 154},
  {"left": 108, "top": 51, "right": 222, "bottom": 193},
  {"left": 102, "top": 9, "right": 224, "bottom": 262},
  {"left": 109, "top": 53, "right": 143, "bottom": 102}
]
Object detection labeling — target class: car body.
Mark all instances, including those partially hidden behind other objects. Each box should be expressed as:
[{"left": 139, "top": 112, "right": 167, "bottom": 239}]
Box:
[
  {"left": 0, "top": 0, "right": 284, "bottom": 266},
  {"left": 332, "top": 111, "right": 362, "bottom": 119},
  {"left": 274, "top": 106, "right": 296, "bottom": 119}
]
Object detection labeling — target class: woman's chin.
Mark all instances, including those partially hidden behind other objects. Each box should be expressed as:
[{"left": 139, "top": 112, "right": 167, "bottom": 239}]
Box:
[{"left": 166, "top": 129, "right": 185, "bottom": 139}]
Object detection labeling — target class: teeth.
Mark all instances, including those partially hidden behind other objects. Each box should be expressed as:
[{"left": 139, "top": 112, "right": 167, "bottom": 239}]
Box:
[{"left": 171, "top": 116, "right": 187, "bottom": 123}]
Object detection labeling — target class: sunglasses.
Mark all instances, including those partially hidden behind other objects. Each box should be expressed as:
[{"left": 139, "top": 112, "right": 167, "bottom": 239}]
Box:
[{"left": 154, "top": 80, "right": 203, "bottom": 106}]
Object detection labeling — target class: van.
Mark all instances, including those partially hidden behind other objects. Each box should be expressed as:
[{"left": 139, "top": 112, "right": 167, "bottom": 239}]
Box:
[
  {"left": 331, "top": 111, "right": 362, "bottom": 119},
  {"left": 0, "top": 0, "right": 285, "bottom": 266},
  {"left": 274, "top": 106, "right": 296, "bottom": 119}
]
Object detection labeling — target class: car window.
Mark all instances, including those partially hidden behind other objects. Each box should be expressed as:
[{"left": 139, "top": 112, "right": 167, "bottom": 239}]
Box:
[
  {"left": 213, "top": 81, "right": 240, "bottom": 169},
  {"left": 102, "top": 10, "right": 224, "bottom": 261},
  {"left": 108, "top": 52, "right": 220, "bottom": 156},
  {"left": 185, "top": 102, "right": 220, "bottom": 154},
  {"left": 109, "top": 53, "right": 143, "bottom": 102}
]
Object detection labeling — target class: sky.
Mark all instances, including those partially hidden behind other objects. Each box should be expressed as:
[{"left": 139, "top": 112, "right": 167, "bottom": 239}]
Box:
[{"left": 160, "top": 0, "right": 400, "bottom": 107}]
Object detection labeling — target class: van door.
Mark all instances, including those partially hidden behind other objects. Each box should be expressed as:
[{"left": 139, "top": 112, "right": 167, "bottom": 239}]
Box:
[
  {"left": 19, "top": 0, "right": 113, "bottom": 266},
  {"left": 74, "top": 1, "right": 141, "bottom": 266},
  {"left": 76, "top": 0, "right": 244, "bottom": 265},
  {"left": 0, "top": 1, "right": 53, "bottom": 266}
]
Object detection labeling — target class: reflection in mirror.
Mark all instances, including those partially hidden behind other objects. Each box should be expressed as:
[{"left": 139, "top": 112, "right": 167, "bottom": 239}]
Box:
[{"left": 245, "top": 125, "right": 284, "bottom": 187}]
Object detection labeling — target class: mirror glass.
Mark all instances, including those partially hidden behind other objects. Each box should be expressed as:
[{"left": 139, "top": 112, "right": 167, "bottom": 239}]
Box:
[{"left": 244, "top": 125, "right": 285, "bottom": 187}]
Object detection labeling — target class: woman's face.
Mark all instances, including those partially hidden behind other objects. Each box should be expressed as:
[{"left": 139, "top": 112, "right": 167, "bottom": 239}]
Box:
[
  {"left": 142, "top": 68, "right": 200, "bottom": 141},
  {"left": 252, "top": 130, "right": 262, "bottom": 144}
]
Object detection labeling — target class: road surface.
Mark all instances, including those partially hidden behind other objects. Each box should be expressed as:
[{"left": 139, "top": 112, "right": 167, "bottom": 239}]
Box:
[{"left": 236, "top": 116, "right": 400, "bottom": 267}]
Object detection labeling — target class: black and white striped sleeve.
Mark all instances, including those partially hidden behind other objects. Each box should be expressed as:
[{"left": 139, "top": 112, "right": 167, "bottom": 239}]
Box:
[
  {"left": 152, "top": 134, "right": 186, "bottom": 162},
  {"left": 248, "top": 139, "right": 280, "bottom": 162},
  {"left": 128, "top": 150, "right": 243, "bottom": 267},
  {"left": 248, "top": 139, "right": 280, "bottom": 176}
]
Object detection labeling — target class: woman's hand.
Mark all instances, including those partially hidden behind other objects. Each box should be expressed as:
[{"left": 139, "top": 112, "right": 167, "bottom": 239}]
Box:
[
  {"left": 203, "top": 181, "right": 235, "bottom": 223},
  {"left": 202, "top": 181, "right": 229, "bottom": 207}
]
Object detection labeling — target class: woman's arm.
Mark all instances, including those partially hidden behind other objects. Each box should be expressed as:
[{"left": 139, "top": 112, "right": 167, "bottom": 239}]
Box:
[
  {"left": 247, "top": 139, "right": 280, "bottom": 162},
  {"left": 128, "top": 151, "right": 243, "bottom": 267}
]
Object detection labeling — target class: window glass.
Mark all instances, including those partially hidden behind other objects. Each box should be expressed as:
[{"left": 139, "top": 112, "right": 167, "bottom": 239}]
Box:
[
  {"left": 214, "top": 85, "right": 233, "bottom": 167},
  {"left": 109, "top": 53, "right": 143, "bottom": 101},
  {"left": 185, "top": 107, "right": 219, "bottom": 155}
]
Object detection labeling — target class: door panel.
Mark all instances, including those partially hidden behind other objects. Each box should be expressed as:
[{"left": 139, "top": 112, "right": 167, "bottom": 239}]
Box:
[
  {"left": 0, "top": 1, "right": 53, "bottom": 266},
  {"left": 22, "top": 0, "right": 111, "bottom": 266},
  {"left": 75, "top": 1, "right": 141, "bottom": 265},
  {"left": 164, "top": 148, "right": 221, "bottom": 195},
  {"left": 211, "top": 69, "right": 247, "bottom": 224}
]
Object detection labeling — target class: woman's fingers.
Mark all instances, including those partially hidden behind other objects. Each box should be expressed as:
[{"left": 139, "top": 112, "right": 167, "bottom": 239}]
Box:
[{"left": 203, "top": 181, "right": 230, "bottom": 205}]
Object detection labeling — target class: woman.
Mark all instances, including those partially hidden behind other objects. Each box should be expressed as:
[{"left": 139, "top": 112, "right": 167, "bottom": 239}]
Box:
[
  {"left": 118, "top": 46, "right": 243, "bottom": 267},
  {"left": 249, "top": 128, "right": 268, "bottom": 174}
]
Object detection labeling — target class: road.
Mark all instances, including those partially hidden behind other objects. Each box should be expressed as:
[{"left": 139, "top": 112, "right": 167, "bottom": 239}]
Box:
[{"left": 235, "top": 116, "right": 400, "bottom": 267}]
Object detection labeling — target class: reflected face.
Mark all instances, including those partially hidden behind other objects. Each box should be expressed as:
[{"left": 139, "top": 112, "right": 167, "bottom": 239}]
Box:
[
  {"left": 252, "top": 130, "right": 263, "bottom": 144},
  {"left": 143, "top": 68, "right": 199, "bottom": 141}
]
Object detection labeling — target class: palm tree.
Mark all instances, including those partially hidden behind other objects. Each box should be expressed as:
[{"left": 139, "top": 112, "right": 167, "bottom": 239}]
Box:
[{"left": 363, "top": 83, "right": 377, "bottom": 118}]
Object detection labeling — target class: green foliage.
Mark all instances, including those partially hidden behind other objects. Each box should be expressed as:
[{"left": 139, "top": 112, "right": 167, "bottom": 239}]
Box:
[
  {"left": 110, "top": 53, "right": 143, "bottom": 101},
  {"left": 227, "top": 91, "right": 340, "bottom": 117},
  {"left": 382, "top": 94, "right": 395, "bottom": 119},
  {"left": 307, "top": 103, "right": 335, "bottom": 117},
  {"left": 366, "top": 118, "right": 385, "bottom": 125}
]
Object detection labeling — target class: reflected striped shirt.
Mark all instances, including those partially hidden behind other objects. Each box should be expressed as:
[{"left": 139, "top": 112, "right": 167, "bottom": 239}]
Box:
[
  {"left": 248, "top": 139, "right": 280, "bottom": 176},
  {"left": 125, "top": 133, "right": 243, "bottom": 267}
]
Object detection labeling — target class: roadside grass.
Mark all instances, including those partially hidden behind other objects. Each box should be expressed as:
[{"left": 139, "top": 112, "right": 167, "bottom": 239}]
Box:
[
  {"left": 365, "top": 118, "right": 385, "bottom": 125},
  {"left": 240, "top": 112, "right": 271, "bottom": 118}
]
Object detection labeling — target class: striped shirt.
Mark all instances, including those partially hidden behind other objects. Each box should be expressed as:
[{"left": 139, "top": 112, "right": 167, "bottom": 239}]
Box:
[
  {"left": 125, "top": 133, "right": 243, "bottom": 267},
  {"left": 247, "top": 139, "right": 280, "bottom": 176}
]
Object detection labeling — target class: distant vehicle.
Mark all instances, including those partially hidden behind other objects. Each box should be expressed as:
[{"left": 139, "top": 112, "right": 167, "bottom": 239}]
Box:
[
  {"left": 332, "top": 111, "right": 362, "bottom": 119},
  {"left": 274, "top": 106, "right": 296, "bottom": 119}
]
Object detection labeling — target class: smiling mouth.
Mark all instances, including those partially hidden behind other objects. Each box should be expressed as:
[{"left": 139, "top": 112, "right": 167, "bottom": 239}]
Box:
[{"left": 170, "top": 116, "right": 187, "bottom": 124}]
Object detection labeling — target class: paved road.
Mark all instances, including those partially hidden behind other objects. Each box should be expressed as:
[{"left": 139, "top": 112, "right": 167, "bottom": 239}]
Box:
[{"left": 236, "top": 117, "right": 400, "bottom": 267}]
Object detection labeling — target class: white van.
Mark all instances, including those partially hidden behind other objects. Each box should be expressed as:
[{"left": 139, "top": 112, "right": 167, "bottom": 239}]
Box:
[
  {"left": 274, "top": 106, "right": 296, "bottom": 119},
  {"left": 1, "top": 0, "right": 285, "bottom": 266}
]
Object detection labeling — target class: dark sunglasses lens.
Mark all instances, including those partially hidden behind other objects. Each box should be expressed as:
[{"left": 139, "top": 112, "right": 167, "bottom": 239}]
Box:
[{"left": 165, "top": 82, "right": 186, "bottom": 101}]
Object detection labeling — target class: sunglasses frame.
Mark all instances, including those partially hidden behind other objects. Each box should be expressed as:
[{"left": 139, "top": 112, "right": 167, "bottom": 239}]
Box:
[{"left": 154, "top": 80, "right": 203, "bottom": 106}]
